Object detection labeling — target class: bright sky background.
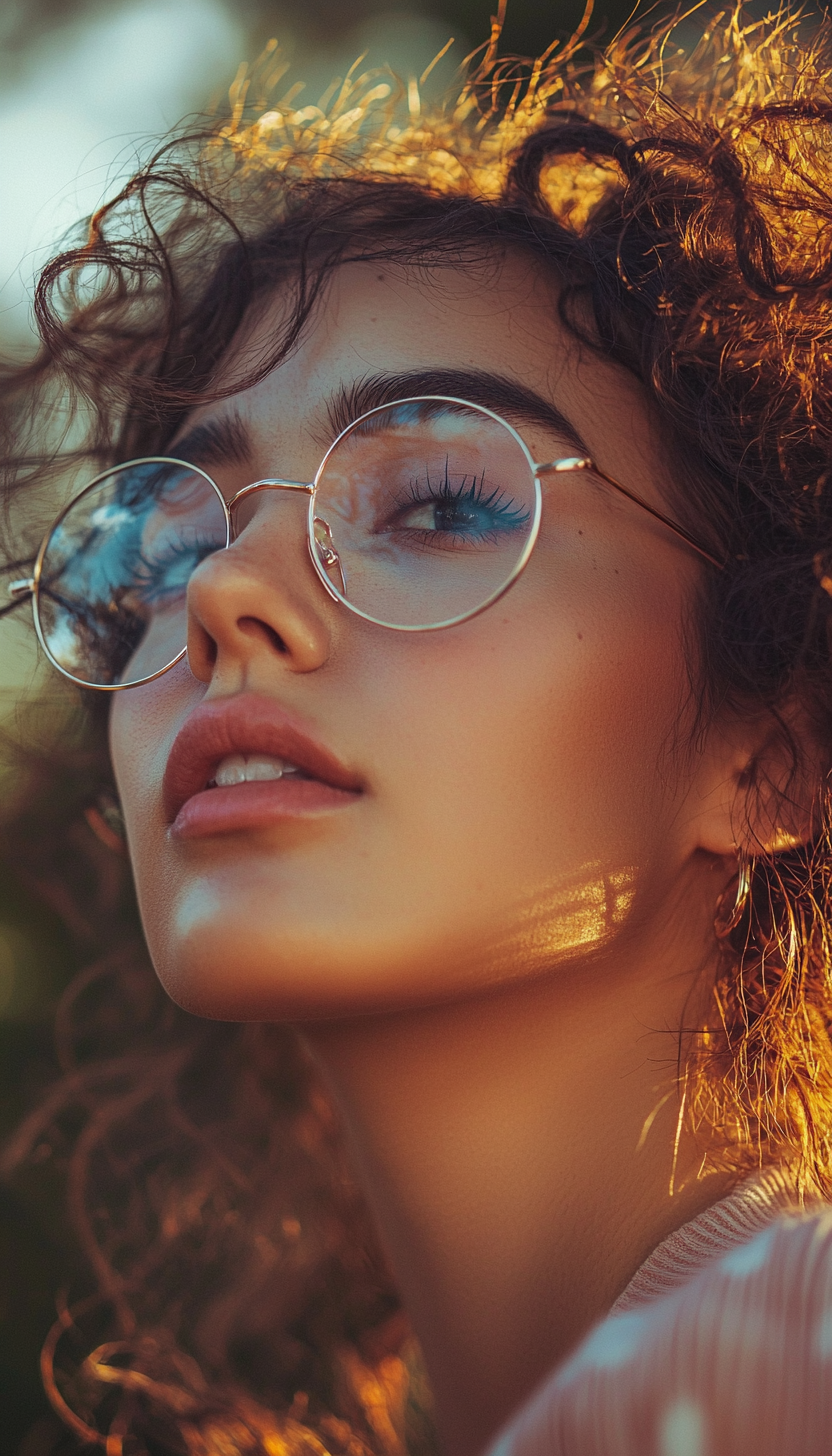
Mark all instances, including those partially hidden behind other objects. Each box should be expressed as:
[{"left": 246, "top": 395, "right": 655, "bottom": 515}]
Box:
[
  {"left": 0, "top": 0, "right": 248, "bottom": 347},
  {"left": 0, "top": 0, "right": 461, "bottom": 349}
]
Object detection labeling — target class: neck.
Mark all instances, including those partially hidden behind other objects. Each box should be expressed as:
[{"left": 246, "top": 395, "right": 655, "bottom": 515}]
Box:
[{"left": 304, "top": 951, "right": 732, "bottom": 1456}]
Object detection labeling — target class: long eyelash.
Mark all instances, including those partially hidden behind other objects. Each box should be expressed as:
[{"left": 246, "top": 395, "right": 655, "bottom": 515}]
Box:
[{"left": 407, "top": 457, "right": 530, "bottom": 528}]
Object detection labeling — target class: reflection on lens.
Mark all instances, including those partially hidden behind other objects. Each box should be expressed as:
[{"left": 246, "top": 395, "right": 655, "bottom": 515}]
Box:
[
  {"left": 312, "top": 399, "right": 539, "bottom": 628},
  {"left": 35, "top": 459, "right": 227, "bottom": 687}
]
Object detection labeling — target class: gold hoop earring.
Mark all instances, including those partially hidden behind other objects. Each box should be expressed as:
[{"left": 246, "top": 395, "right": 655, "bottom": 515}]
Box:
[{"left": 715, "top": 848, "right": 753, "bottom": 939}]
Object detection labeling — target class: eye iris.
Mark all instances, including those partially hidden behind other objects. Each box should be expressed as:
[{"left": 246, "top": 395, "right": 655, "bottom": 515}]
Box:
[{"left": 433, "top": 498, "right": 484, "bottom": 531}]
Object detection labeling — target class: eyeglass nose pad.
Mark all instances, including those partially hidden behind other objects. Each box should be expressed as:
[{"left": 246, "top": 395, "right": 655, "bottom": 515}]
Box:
[{"left": 313, "top": 515, "right": 348, "bottom": 598}]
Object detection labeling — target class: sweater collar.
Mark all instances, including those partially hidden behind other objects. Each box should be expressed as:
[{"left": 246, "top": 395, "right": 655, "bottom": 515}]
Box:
[{"left": 612, "top": 1166, "right": 801, "bottom": 1314}]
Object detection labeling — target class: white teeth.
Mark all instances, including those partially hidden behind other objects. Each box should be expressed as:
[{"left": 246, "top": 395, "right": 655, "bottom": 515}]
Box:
[
  {"left": 246, "top": 754, "right": 292, "bottom": 781},
  {"left": 214, "top": 753, "right": 247, "bottom": 787},
  {"left": 212, "top": 753, "right": 300, "bottom": 787}
]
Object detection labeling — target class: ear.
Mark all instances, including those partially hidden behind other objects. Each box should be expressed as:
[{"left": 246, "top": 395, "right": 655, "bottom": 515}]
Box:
[{"left": 692, "top": 701, "right": 824, "bottom": 860}]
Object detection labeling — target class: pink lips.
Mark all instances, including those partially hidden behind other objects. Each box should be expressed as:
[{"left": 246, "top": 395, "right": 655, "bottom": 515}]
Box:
[{"left": 164, "top": 694, "right": 363, "bottom": 838}]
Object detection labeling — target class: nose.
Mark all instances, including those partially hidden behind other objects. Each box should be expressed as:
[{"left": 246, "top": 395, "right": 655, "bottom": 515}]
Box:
[{"left": 185, "top": 489, "right": 332, "bottom": 686}]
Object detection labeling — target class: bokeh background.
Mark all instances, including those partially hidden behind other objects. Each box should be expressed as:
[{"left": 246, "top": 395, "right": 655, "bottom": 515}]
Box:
[{"left": 0, "top": 0, "right": 661, "bottom": 1447}]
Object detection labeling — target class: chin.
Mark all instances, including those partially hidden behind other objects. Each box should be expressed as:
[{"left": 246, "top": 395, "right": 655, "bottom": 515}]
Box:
[
  {"left": 150, "top": 933, "right": 362, "bottom": 1023},
  {"left": 144, "top": 905, "right": 457, "bottom": 1023}
]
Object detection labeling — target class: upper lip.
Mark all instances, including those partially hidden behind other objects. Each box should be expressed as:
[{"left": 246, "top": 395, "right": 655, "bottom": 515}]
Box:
[{"left": 163, "top": 693, "right": 363, "bottom": 822}]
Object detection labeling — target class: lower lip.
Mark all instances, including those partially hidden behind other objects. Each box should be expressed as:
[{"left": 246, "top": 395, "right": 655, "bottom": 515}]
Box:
[{"left": 171, "top": 778, "right": 361, "bottom": 838}]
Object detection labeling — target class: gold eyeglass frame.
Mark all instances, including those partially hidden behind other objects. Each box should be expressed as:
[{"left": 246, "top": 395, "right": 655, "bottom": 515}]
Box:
[{"left": 9, "top": 394, "right": 724, "bottom": 692}]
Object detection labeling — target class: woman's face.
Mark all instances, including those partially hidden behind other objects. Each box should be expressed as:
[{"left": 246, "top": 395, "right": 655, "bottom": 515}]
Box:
[{"left": 111, "top": 253, "right": 718, "bottom": 1021}]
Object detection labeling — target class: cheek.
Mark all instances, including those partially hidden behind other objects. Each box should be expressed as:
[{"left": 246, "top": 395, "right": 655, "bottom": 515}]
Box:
[
  {"left": 109, "top": 662, "right": 205, "bottom": 934},
  {"left": 384, "top": 585, "right": 685, "bottom": 908},
  {"left": 110, "top": 660, "right": 202, "bottom": 812}
]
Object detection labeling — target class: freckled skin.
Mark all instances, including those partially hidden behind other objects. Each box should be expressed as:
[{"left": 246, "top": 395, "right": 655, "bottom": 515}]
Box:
[{"left": 110, "top": 257, "right": 754, "bottom": 1456}]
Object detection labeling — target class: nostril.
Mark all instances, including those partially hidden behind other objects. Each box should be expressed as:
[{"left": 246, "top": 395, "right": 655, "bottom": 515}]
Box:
[{"left": 238, "top": 616, "right": 288, "bottom": 654}]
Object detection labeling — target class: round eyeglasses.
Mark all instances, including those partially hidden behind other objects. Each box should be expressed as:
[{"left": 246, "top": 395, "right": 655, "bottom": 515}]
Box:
[{"left": 8, "top": 395, "right": 724, "bottom": 691}]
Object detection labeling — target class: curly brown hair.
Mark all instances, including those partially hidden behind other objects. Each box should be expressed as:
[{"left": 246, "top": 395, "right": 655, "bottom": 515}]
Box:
[{"left": 5, "top": 4, "right": 832, "bottom": 1450}]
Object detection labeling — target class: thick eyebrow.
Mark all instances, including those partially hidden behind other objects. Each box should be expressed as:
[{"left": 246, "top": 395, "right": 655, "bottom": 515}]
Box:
[
  {"left": 323, "top": 369, "right": 590, "bottom": 458},
  {"left": 168, "top": 410, "right": 251, "bottom": 470},
  {"left": 167, "top": 370, "right": 589, "bottom": 474}
]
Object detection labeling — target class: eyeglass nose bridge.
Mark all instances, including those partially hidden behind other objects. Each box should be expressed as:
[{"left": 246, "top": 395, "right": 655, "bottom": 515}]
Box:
[
  {"left": 225, "top": 477, "right": 348, "bottom": 600},
  {"left": 226, "top": 476, "right": 314, "bottom": 543},
  {"left": 226, "top": 477, "right": 314, "bottom": 531}
]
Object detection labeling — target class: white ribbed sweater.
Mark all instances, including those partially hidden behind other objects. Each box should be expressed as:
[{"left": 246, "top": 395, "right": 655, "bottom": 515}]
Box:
[{"left": 489, "top": 1171, "right": 832, "bottom": 1456}]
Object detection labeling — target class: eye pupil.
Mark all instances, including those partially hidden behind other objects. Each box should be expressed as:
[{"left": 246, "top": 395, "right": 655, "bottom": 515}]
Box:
[{"left": 435, "top": 501, "right": 479, "bottom": 530}]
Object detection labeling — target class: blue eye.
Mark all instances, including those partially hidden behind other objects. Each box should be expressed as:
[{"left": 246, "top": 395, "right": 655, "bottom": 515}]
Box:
[{"left": 394, "top": 460, "right": 531, "bottom": 548}]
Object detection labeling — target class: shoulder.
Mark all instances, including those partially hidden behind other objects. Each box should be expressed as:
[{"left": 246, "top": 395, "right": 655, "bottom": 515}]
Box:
[{"left": 488, "top": 1209, "right": 832, "bottom": 1456}]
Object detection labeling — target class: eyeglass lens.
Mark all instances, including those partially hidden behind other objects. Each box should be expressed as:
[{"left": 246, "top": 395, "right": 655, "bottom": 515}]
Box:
[
  {"left": 312, "top": 400, "right": 536, "bottom": 628},
  {"left": 36, "top": 461, "right": 228, "bottom": 687},
  {"left": 35, "top": 399, "right": 538, "bottom": 688}
]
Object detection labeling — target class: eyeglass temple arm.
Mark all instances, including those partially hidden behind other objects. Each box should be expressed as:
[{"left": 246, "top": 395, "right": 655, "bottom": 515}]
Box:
[{"left": 535, "top": 457, "right": 725, "bottom": 571}]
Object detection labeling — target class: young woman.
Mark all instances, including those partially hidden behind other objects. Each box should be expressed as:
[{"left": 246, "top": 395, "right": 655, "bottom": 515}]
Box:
[{"left": 4, "top": 7, "right": 832, "bottom": 1453}]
